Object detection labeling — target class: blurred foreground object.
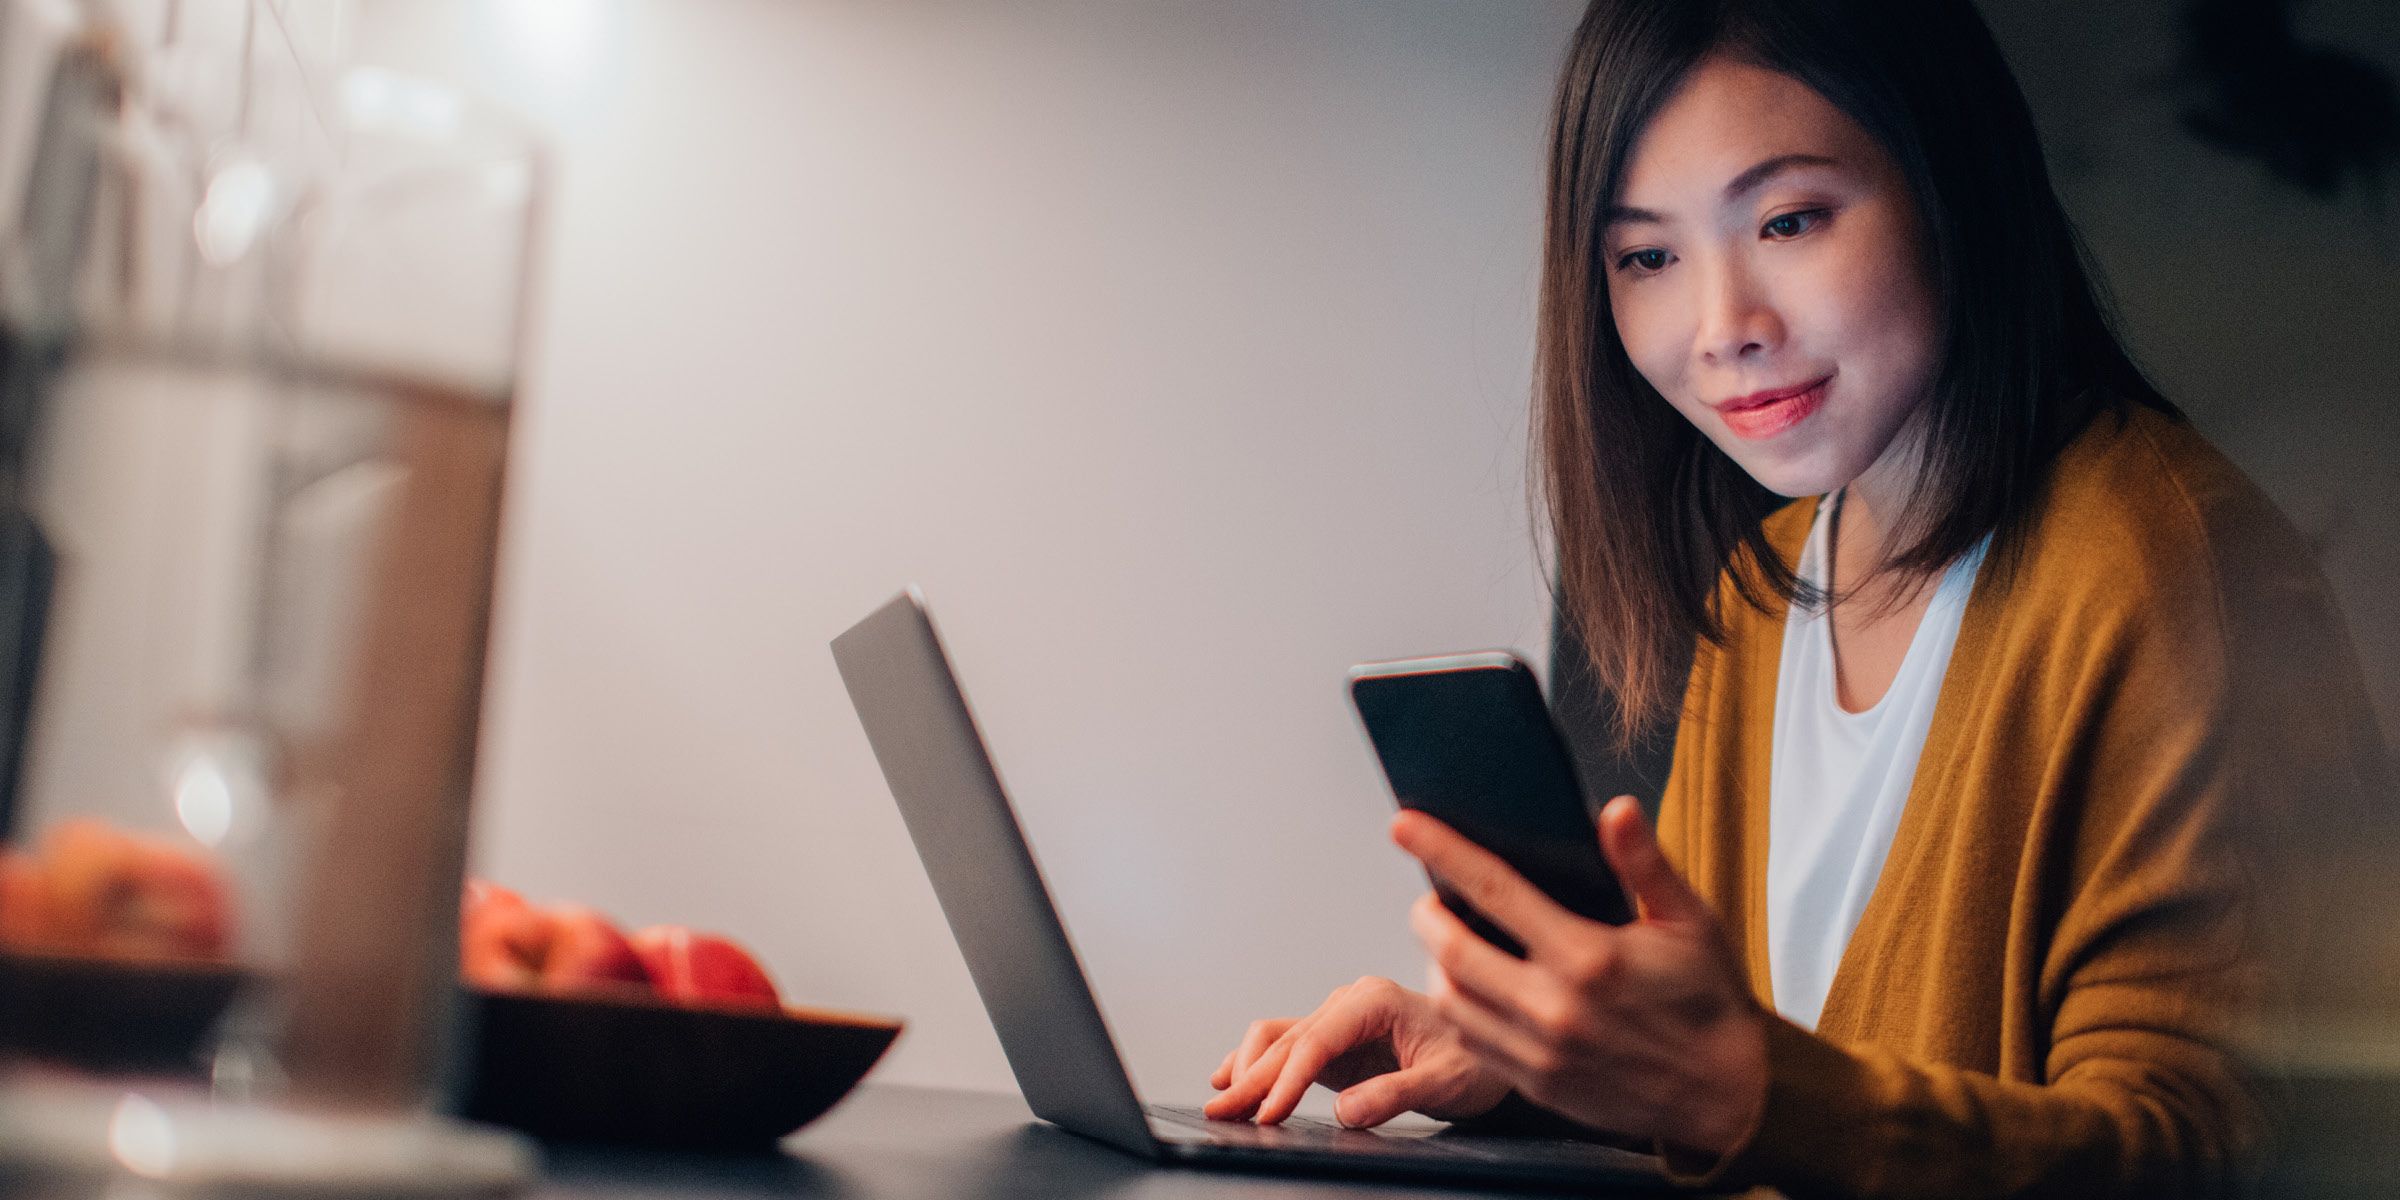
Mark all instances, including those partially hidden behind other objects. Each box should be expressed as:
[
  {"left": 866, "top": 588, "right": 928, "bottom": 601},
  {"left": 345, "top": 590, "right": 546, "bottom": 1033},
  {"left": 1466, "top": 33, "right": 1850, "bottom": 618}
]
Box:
[
  {"left": 0, "top": 820, "right": 230, "bottom": 961},
  {"left": 0, "top": 2, "right": 544, "bottom": 1194},
  {"left": 2253, "top": 788, "right": 2400, "bottom": 1199},
  {"left": 0, "top": 951, "right": 900, "bottom": 1152}
]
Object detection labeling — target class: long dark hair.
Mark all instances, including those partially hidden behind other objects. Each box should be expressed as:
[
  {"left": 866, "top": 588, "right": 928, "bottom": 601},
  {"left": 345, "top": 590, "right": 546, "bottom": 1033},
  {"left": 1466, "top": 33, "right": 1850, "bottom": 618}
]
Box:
[{"left": 1536, "top": 0, "right": 2171, "bottom": 747}]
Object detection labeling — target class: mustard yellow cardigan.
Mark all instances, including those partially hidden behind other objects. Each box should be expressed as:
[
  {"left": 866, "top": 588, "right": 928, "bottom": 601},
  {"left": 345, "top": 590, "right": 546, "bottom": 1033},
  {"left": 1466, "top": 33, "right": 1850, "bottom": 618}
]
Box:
[{"left": 1657, "top": 405, "right": 2389, "bottom": 1197}]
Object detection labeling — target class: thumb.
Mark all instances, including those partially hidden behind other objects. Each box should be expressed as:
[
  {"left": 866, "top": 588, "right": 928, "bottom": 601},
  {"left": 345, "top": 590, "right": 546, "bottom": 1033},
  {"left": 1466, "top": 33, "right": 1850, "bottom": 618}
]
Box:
[
  {"left": 1598, "top": 795, "right": 1706, "bottom": 924},
  {"left": 1333, "top": 1064, "right": 1451, "bottom": 1129}
]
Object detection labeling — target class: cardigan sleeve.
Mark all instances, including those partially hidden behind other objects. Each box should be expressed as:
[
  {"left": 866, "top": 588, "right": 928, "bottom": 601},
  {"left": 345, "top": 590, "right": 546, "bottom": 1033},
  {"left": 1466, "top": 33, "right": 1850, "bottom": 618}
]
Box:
[
  {"left": 1657, "top": 516, "right": 2304, "bottom": 1199},
  {"left": 1658, "top": 1004, "right": 2255, "bottom": 1198}
]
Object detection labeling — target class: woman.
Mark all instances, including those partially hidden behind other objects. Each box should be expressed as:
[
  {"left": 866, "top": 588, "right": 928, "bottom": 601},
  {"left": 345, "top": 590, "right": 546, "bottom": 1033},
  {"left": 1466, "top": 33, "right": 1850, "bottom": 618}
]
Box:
[{"left": 1202, "top": 0, "right": 2389, "bottom": 1195}]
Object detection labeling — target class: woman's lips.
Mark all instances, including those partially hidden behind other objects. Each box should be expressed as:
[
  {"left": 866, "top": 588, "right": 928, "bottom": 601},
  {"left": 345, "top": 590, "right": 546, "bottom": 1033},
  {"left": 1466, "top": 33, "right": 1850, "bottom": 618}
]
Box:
[{"left": 1718, "top": 377, "right": 1829, "bottom": 441}]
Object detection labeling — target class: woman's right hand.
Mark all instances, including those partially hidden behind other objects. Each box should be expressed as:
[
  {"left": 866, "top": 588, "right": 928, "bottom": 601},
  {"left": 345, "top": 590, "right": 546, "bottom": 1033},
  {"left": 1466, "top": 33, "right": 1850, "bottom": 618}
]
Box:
[{"left": 1201, "top": 975, "right": 1511, "bottom": 1128}]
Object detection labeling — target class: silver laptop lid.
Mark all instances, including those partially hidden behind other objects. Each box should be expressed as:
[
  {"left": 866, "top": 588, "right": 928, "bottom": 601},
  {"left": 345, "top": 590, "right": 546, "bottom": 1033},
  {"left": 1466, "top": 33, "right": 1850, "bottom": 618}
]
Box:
[{"left": 830, "top": 589, "right": 1158, "bottom": 1158}]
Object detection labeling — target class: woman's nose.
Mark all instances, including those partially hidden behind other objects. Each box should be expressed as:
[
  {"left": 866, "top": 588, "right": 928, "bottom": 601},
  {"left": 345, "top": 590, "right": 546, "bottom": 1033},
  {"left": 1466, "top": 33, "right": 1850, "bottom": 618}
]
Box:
[{"left": 1694, "top": 261, "right": 1783, "bottom": 366}]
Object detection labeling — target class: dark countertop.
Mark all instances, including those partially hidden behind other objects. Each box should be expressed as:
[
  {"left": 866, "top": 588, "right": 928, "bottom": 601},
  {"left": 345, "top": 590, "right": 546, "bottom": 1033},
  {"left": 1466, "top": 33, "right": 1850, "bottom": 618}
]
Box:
[{"left": 531, "top": 1083, "right": 1690, "bottom": 1200}]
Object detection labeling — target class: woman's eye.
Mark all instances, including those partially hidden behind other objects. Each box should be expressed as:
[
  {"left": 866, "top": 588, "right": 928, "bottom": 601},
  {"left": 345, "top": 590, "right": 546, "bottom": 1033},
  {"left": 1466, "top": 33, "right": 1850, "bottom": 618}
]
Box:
[
  {"left": 1762, "top": 209, "right": 1828, "bottom": 239},
  {"left": 1616, "top": 248, "right": 1671, "bottom": 275}
]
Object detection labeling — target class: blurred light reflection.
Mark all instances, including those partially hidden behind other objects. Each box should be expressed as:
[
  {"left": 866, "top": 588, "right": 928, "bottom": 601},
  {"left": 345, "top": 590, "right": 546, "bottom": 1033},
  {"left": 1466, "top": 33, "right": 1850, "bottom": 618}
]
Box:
[
  {"left": 193, "top": 158, "right": 277, "bottom": 265},
  {"left": 496, "top": 0, "right": 610, "bottom": 83},
  {"left": 106, "top": 1093, "right": 175, "bottom": 1178},
  {"left": 172, "top": 753, "right": 234, "bottom": 848}
]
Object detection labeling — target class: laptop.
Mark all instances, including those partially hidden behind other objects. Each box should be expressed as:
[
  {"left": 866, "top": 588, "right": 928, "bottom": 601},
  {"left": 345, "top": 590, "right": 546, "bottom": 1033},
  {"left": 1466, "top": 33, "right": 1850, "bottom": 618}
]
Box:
[{"left": 830, "top": 589, "right": 1673, "bottom": 1191}]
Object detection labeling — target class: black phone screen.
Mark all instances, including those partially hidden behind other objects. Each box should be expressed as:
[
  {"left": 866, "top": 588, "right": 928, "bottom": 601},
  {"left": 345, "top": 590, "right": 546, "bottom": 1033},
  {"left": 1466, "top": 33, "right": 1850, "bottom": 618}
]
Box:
[{"left": 1350, "top": 655, "right": 1633, "bottom": 957}]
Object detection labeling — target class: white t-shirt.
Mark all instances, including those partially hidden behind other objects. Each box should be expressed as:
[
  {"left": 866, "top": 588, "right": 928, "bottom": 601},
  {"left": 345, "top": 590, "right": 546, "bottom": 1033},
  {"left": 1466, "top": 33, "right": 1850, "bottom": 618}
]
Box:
[{"left": 1766, "top": 493, "right": 1988, "bottom": 1031}]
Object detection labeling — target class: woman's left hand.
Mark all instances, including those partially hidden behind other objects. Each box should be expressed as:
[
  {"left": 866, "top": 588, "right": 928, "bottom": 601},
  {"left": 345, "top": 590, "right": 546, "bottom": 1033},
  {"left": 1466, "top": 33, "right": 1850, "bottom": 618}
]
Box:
[{"left": 1394, "top": 795, "right": 1768, "bottom": 1158}]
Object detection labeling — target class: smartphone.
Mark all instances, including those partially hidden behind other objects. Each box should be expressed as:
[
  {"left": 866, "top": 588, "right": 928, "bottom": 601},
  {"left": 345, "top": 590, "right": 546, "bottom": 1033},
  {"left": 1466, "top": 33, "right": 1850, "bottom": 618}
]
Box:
[{"left": 1349, "top": 651, "right": 1633, "bottom": 957}]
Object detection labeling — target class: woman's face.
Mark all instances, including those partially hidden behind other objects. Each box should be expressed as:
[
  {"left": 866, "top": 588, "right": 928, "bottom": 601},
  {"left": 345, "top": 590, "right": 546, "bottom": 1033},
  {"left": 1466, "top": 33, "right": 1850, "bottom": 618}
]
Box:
[{"left": 1604, "top": 55, "right": 1941, "bottom": 500}]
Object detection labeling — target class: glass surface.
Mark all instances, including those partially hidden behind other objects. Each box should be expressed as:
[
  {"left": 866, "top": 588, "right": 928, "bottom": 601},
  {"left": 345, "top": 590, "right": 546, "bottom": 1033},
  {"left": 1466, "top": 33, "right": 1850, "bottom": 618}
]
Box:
[{"left": 0, "top": 6, "right": 541, "bottom": 1191}]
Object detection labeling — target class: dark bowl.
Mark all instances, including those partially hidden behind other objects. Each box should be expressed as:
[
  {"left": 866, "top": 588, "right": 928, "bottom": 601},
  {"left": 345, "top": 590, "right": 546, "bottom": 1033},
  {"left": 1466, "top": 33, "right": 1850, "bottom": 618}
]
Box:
[
  {"left": 458, "top": 986, "right": 902, "bottom": 1148},
  {"left": 0, "top": 951, "right": 902, "bottom": 1150}
]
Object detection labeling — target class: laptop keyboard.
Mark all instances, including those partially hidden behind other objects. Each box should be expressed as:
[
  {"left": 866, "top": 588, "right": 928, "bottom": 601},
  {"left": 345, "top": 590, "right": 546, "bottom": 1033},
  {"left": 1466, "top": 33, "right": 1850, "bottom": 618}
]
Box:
[
  {"left": 1152, "top": 1105, "right": 1353, "bottom": 1135},
  {"left": 1151, "top": 1105, "right": 1526, "bottom": 1162},
  {"left": 1148, "top": 1104, "right": 1662, "bottom": 1170}
]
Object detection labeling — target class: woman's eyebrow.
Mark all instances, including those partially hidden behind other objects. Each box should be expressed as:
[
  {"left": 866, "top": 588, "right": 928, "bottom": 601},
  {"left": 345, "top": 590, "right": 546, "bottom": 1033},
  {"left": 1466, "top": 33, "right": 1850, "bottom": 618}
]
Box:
[
  {"left": 1722, "top": 153, "right": 1841, "bottom": 201},
  {"left": 1604, "top": 153, "right": 1844, "bottom": 228}
]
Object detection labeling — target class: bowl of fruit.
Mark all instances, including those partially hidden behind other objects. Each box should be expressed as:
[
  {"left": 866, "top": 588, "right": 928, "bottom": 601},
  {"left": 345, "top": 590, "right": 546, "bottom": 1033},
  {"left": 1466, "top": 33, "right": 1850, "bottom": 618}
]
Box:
[
  {"left": 0, "top": 822, "right": 902, "bottom": 1150},
  {"left": 454, "top": 881, "right": 902, "bottom": 1148}
]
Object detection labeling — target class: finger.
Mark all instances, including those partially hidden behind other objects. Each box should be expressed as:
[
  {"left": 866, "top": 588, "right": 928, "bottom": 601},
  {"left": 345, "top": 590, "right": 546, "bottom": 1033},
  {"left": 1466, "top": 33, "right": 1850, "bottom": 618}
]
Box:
[
  {"left": 1232, "top": 1017, "right": 1296, "bottom": 1081},
  {"left": 1209, "top": 1014, "right": 1320, "bottom": 1118},
  {"left": 1597, "top": 795, "right": 1707, "bottom": 924},
  {"left": 1410, "top": 893, "right": 1548, "bottom": 1035},
  {"left": 1334, "top": 1063, "right": 1452, "bottom": 1128},
  {"left": 1204, "top": 1019, "right": 1309, "bottom": 1119},
  {"left": 1256, "top": 1000, "right": 1391, "bottom": 1125},
  {"left": 1392, "top": 811, "right": 1580, "bottom": 959},
  {"left": 1429, "top": 974, "right": 1554, "bottom": 1082},
  {"left": 1211, "top": 1018, "right": 1290, "bottom": 1091}
]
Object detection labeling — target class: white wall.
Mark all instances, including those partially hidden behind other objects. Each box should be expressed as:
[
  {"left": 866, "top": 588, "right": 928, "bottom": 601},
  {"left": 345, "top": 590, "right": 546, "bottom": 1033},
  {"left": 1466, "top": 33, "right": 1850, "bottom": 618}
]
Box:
[{"left": 349, "top": 0, "right": 1580, "bottom": 1100}]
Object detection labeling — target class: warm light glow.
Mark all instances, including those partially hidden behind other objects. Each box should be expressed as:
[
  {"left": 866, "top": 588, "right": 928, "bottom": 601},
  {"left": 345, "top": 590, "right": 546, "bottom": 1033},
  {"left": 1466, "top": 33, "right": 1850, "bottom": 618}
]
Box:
[
  {"left": 172, "top": 754, "right": 235, "bottom": 849},
  {"left": 107, "top": 1094, "right": 176, "bottom": 1179},
  {"left": 193, "top": 159, "right": 277, "bottom": 265}
]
